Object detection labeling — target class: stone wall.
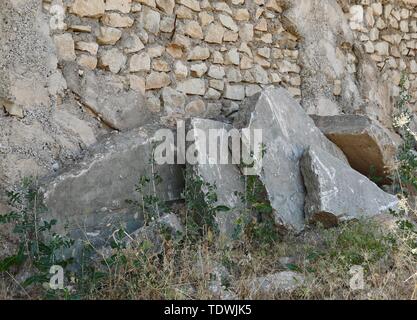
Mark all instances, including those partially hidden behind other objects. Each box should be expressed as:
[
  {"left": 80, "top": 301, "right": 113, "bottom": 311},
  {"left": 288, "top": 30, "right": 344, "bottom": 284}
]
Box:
[
  {"left": 44, "top": 0, "right": 301, "bottom": 126},
  {"left": 347, "top": 0, "right": 417, "bottom": 108}
]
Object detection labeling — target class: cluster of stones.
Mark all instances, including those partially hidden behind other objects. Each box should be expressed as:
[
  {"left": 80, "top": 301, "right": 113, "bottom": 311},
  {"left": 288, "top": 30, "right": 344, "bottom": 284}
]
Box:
[
  {"left": 347, "top": 0, "right": 417, "bottom": 103},
  {"left": 44, "top": 0, "right": 301, "bottom": 123}
]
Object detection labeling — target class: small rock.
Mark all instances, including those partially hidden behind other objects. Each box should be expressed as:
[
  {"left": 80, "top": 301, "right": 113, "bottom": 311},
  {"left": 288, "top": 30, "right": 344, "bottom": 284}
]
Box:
[
  {"left": 219, "top": 14, "right": 239, "bottom": 32},
  {"left": 156, "top": 0, "right": 175, "bottom": 14},
  {"left": 187, "top": 46, "right": 210, "bottom": 61},
  {"left": 146, "top": 72, "right": 171, "bottom": 90},
  {"left": 185, "top": 99, "right": 206, "bottom": 116},
  {"left": 99, "top": 48, "right": 126, "bottom": 73},
  {"left": 54, "top": 34, "right": 76, "bottom": 61},
  {"left": 102, "top": 12, "right": 134, "bottom": 27},
  {"left": 97, "top": 27, "right": 122, "bottom": 45},
  {"left": 205, "top": 23, "right": 225, "bottom": 44},
  {"left": 246, "top": 272, "right": 304, "bottom": 297},
  {"left": 129, "top": 52, "right": 151, "bottom": 72},
  {"left": 177, "top": 79, "right": 206, "bottom": 95},
  {"left": 105, "top": 0, "right": 132, "bottom": 13},
  {"left": 224, "top": 84, "right": 245, "bottom": 100},
  {"left": 185, "top": 21, "right": 204, "bottom": 39},
  {"left": 190, "top": 63, "right": 208, "bottom": 77},
  {"left": 71, "top": 0, "right": 105, "bottom": 17}
]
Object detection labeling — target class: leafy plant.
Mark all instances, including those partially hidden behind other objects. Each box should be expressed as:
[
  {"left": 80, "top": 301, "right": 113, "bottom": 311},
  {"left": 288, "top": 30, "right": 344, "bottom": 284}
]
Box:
[
  {"left": 182, "top": 168, "right": 230, "bottom": 241},
  {"left": 0, "top": 178, "right": 75, "bottom": 296}
]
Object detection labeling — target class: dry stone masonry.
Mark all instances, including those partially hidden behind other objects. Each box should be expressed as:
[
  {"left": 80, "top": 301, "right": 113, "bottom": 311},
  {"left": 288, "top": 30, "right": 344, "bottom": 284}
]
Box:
[
  {"left": 44, "top": 0, "right": 302, "bottom": 125},
  {"left": 347, "top": 0, "right": 417, "bottom": 106},
  {"left": 0, "top": 0, "right": 410, "bottom": 250}
]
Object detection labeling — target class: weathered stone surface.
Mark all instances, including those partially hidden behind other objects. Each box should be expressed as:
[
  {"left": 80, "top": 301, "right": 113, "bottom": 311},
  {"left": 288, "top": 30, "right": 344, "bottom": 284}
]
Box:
[
  {"left": 187, "top": 118, "right": 245, "bottom": 240},
  {"left": 75, "top": 42, "right": 99, "bottom": 56},
  {"left": 187, "top": 46, "right": 210, "bottom": 61},
  {"left": 102, "top": 13, "right": 134, "bottom": 28},
  {"left": 105, "top": 0, "right": 132, "bottom": 13},
  {"left": 156, "top": 0, "right": 175, "bottom": 15},
  {"left": 205, "top": 23, "right": 225, "bottom": 44},
  {"left": 234, "top": 87, "right": 347, "bottom": 232},
  {"left": 185, "top": 99, "right": 206, "bottom": 116},
  {"left": 300, "top": 147, "right": 398, "bottom": 227},
  {"left": 177, "top": 79, "right": 206, "bottom": 95},
  {"left": 97, "top": 27, "right": 122, "bottom": 45},
  {"left": 162, "top": 87, "right": 186, "bottom": 114},
  {"left": 224, "top": 84, "right": 245, "bottom": 100},
  {"left": 42, "top": 126, "right": 184, "bottom": 234},
  {"left": 219, "top": 14, "right": 239, "bottom": 32},
  {"left": 179, "top": 0, "right": 201, "bottom": 12},
  {"left": 312, "top": 115, "right": 401, "bottom": 181},
  {"left": 283, "top": 0, "right": 362, "bottom": 115},
  {"left": 99, "top": 48, "right": 126, "bottom": 73},
  {"left": 190, "top": 63, "right": 208, "bottom": 77},
  {"left": 129, "top": 52, "right": 151, "bottom": 72},
  {"left": 125, "top": 213, "right": 184, "bottom": 253},
  {"left": 140, "top": 7, "right": 160, "bottom": 34},
  {"left": 245, "top": 272, "right": 305, "bottom": 298},
  {"left": 185, "top": 21, "right": 204, "bottom": 39},
  {"left": 78, "top": 54, "right": 98, "bottom": 70},
  {"left": 146, "top": 72, "right": 171, "bottom": 89},
  {"left": 65, "top": 68, "right": 149, "bottom": 130},
  {"left": 54, "top": 34, "right": 76, "bottom": 62},
  {"left": 71, "top": 0, "right": 105, "bottom": 18},
  {"left": 0, "top": 1, "right": 102, "bottom": 208}
]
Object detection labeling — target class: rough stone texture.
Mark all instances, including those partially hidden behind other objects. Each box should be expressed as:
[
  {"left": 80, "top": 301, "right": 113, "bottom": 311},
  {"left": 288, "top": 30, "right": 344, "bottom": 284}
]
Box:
[
  {"left": 187, "top": 118, "right": 245, "bottom": 240},
  {"left": 42, "top": 0, "right": 302, "bottom": 125},
  {"left": 42, "top": 126, "right": 184, "bottom": 235},
  {"left": 1, "top": 0, "right": 57, "bottom": 115},
  {"left": 345, "top": 0, "right": 417, "bottom": 107},
  {"left": 125, "top": 213, "right": 184, "bottom": 254},
  {"left": 300, "top": 147, "right": 399, "bottom": 227},
  {"left": 234, "top": 87, "right": 347, "bottom": 232},
  {"left": 0, "top": 1, "right": 104, "bottom": 208},
  {"left": 245, "top": 272, "right": 305, "bottom": 298},
  {"left": 312, "top": 115, "right": 402, "bottom": 181},
  {"left": 65, "top": 68, "right": 149, "bottom": 131},
  {"left": 283, "top": 0, "right": 364, "bottom": 116}
]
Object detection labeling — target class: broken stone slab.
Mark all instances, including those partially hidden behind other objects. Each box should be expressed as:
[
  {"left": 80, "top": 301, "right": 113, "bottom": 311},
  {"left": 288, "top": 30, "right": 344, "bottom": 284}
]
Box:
[
  {"left": 300, "top": 147, "right": 399, "bottom": 227},
  {"left": 63, "top": 66, "right": 150, "bottom": 130},
  {"left": 245, "top": 271, "right": 305, "bottom": 298},
  {"left": 187, "top": 118, "right": 245, "bottom": 241},
  {"left": 234, "top": 87, "right": 348, "bottom": 232},
  {"left": 311, "top": 115, "right": 401, "bottom": 182},
  {"left": 41, "top": 125, "right": 184, "bottom": 236}
]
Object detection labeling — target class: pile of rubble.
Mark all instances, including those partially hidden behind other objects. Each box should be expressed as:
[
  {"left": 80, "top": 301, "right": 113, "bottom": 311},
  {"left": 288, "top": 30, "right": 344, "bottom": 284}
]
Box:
[{"left": 41, "top": 86, "right": 399, "bottom": 240}]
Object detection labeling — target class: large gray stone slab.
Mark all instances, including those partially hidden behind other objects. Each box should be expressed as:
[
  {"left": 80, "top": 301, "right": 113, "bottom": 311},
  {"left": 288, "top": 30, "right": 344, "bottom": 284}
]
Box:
[
  {"left": 234, "top": 87, "right": 347, "bottom": 232},
  {"left": 300, "top": 147, "right": 398, "bottom": 227},
  {"left": 42, "top": 125, "right": 184, "bottom": 235},
  {"left": 187, "top": 118, "right": 245, "bottom": 240},
  {"left": 312, "top": 115, "right": 402, "bottom": 182}
]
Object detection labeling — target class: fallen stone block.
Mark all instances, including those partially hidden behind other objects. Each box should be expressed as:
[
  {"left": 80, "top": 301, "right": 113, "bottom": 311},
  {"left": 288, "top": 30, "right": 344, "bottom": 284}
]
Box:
[
  {"left": 245, "top": 271, "right": 305, "bottom": 298},
  {"left": 42, "top": 125, "right": 184, "bottom": 235},
  {"left": 300, "top": 147, "right": 399, "bottom": 227},
  {"left": 234, "top": 87, "right": 347, "bottom": 232},
  {"left": 187, "top": 118, "right": 245, "bottom": 241},
  {"left": 312, "top": 115, "right": 401, "bottom": 182}
]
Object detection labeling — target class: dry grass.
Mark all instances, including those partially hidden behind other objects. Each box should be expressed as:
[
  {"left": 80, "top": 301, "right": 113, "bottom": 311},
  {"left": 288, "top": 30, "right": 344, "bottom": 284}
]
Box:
[
  {"left": 0, "top": 215, "right": 416, "bottom": 300},
  {"left": 74, "top": 217, "right": 416, "bottom": 300}
]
